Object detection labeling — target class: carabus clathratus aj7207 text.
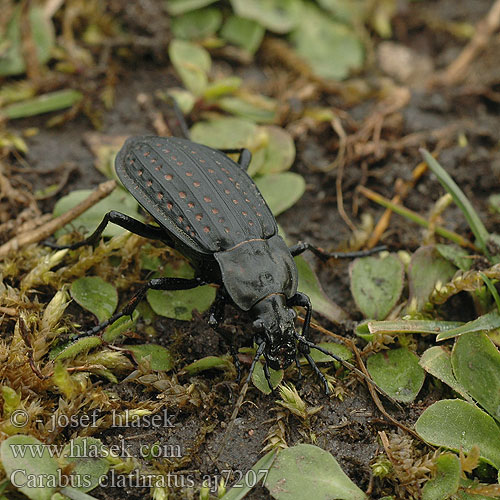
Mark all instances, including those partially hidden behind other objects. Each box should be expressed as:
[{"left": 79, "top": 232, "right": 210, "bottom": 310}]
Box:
[{"left": 48, "top": 112, "right": 385, "bottom": 394}]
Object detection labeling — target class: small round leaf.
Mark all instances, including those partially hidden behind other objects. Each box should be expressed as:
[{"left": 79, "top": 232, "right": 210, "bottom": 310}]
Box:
[
  {"left": 265, "top": 443, "right": 366, "bottom": 500},
  {"left": 70, "top": 276, "right": 118, "bottom": 323},
  {"left": 367, "top": 348, "right": 425, "bottom": 403},
  {"left": 125, "top": 344, "right": 174, "bottom": 371},
  {"left": 350, "top": 253, "right": 404, "bottom": 320},
  {"left": 255, "top": 172, "right": 305, "bottom": 216}
]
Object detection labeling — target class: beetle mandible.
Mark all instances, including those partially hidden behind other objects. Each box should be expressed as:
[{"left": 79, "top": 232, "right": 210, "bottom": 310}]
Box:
[{"left": 48, "top": 110, "right": 385, "bottom": 394}]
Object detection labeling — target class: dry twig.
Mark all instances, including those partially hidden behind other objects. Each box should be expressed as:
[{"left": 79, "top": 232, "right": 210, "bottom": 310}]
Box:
[{"left": 0, "top": 180, "right": 116, "bottom": 259}]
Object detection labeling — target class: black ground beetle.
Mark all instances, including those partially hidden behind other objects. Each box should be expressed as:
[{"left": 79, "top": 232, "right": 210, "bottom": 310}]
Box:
[{"left": 48, "top": 110, "right": 386, "bottom": 394}]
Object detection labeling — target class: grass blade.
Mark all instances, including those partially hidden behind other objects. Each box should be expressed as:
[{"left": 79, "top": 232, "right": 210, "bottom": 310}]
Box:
[{"left": 420, "top": 149, "right": 490, "bottom": 255}]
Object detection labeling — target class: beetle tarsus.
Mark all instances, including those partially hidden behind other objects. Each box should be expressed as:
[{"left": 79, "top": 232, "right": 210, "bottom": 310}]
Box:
[
  {"left": 304, "top": 352, "right": 330, "bottom": 395},
  {"left": 295, "top": 353, "right": 302, "bottom": 382},
  {"left": 263, "top": 362, "right": 273, "bottom": 391},
  {"left": 246, "top": 342, "right": 266, "bottom": 385}
]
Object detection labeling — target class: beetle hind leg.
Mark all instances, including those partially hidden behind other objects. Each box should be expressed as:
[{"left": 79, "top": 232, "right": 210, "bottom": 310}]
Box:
[{"left": 45, "top": 211, "right": 171, "bottom": 250}]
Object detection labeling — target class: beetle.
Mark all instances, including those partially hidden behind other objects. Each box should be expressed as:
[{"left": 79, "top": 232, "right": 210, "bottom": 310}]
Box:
[{"left": 48, "top": 111, "right": 385, "bottom": 394}]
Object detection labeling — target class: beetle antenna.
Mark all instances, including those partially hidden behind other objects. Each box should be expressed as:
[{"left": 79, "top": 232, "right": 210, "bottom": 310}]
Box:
[
  {"left": 214, "top": 341, "right": 266, "bottom": 461},
  {"left": 294, "top": 334, "right": 402, "bottom": 409}
]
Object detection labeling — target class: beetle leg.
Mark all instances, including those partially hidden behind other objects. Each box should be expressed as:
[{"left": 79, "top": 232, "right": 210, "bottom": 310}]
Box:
[
  {"left": 208, "top": 290, "right": 242, "bottom": 382},
  {"left": 45, "top": 211, "right": 171, "bottom": 250},
  {"left": 74, "top": 276, "right": 205, "bottom": 339},
  {"left": 295, "top": 353, "right": 303, "bottom": 381},
  {"left": 287, "top": 292, "right": 312, "bottom": 339},
  {"left": 245, "top": 341, "right": 266, "bottom": 385},
  {"left": 263, "top": 361, "right": 274, "bottom": 391},
  {"left": 217, "top": 148, "right": 252, "bottom": 171},
  {"left": 288, "top": 241, "right": 387, "bottom": 261},
  {"left": 304, "top": 352, "right": 330, "bottom": 394},
  {"left": 164, "top": 95, "right": 191, "bottom": 139}
]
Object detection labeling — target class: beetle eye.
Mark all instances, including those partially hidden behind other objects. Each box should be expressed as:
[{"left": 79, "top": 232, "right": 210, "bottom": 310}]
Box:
[{"left": 253, "top": 319, "right": 265, "bottom": 331}]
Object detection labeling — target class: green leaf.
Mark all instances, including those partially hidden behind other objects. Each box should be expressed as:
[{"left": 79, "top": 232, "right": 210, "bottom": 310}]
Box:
[
  {"left": 421, "top": 149, "right": 490, "bottom": 255},
  {"left": 102, "top": 311, "right": 139, "bottom": 343},
  {"left": 488, "top": 194, "right": 500, "bottom": 215},
  {"left": 53, "top": 187, "right": 141, "bottom": 238},
  {"left": 419, "top": 346, "right": 473, "bottom": 403},
  {"left": 203, "top": 77, "right": 242, "bottom": 99},
  {"left": 252, "top": 362, "right": 283, "bottom": 394},
  {"left": 452, "top": 333, "right": 500, "bottom": 423},
  {"left": 217, "top": 96, "right": 277, "bottom": 124},
  {"left": 265, "top": 444, "right": 366, "bottom": 500},
  {"left": 289, "top": 3, "right": 364, "bottom": 80},
  {"left": 183, "top": 355, "right": 233, "bottom": 375},
  {"left": 407, "top": 246, "right": 456, "bottom": 312},
  {"left": 422, "top": 453, "right": 461, "bottom": 500},
  {"left": 349, "top": 253, "right": 404, "bottom": 320},
  {"left": 222, "top": 450, "right": 277, "bottom": 500},
  {"left": 2, "top": 89, "right": 83, "bottom": 119},
  {"left": 164, "top": 0, "right": 218, "bottom": 16},
  {"left": 436, "top": 244, "right": 472, "bottom": 271},
  {"left": 254, "top": 172, "right": 305, "bottom": 216},
  {"left": 317, "top": 0, "right": 367, "bottom": 24},
  {"left": 220, "top": 16, "right": 265, "bottom": 54},
  {"left": 146, "top": 259, "right": 216, "bottom": 320},
  {"left": 0, "top": 435, "right": 60, "bottom": 500},
  {"left": 53, "top": 336, "right": 103, "bottom": 361},
  {"left": 367, "top": 348, "right": 425, "bottom": 403},
  {"left": 61, "top": 438, "right": 109, "bottom": 492},
  {"left": 437, "top": 311, "right": 500, "bottom": 341},
  {"left": 171, "top": 8, "right": 222, "bottom": 40},
  {"left": 70, "top": 277, "right": 118, "bottom": 323},
  {"left": 166, "top": 88, "right": 196, "bottom": 114},
  {"left": 0, "top": 5, "right": 54, "bottom": 76},
  {"left": 355, "top": 319, "right": 463, "bottom": 342},
  {"left": 190, "top": 116, "right": 259, "bottom": 149},
  {"left": 125, "top": 344, "right": 174, "bottom": 371},
  {"left": 168, "top": 39, "right": 211, "bottom": 96},
  {"left": 257, "top": 126, "right": 296, "bottom": 173},
  {"left": 295, "top": 255, "right": 349, "bottom": 323},
  {"left": 229, "top": 0, "right": 302, "bottom": 33},
  {"left": 415, "top": 399, "right": 500, "bottom": 469}
]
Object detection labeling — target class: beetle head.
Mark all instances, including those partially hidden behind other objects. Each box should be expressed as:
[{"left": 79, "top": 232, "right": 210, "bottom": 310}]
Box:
[{"left": 251, "top": 294, "right": 296, "bottom": 370}]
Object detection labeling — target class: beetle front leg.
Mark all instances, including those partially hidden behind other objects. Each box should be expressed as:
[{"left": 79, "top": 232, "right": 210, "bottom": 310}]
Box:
[
  {"left": 287, "top": 292, "right": 312, "bottom": 340},
  {"left": 288, "top": 292, "right": 330, "bottom": 394},
  {"left": 287, "top": 292, "right": 312, "bottom": 383},
  {"left": 288, "top": 241, "right": 387, "bottom": 261},
  {"left": 74, "top": 276, "right": 205, "bottom": 339},
  {"left": 45, "top": 211, "right": 171, "bottom": 250}
]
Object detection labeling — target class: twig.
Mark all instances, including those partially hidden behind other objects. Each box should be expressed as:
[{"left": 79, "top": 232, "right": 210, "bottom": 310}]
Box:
[
  {"left": 301, "top": 317, "right": 422, "bottom": 440},
  {"left": 357, "top": 185, "right": 478, "bottom": 250},
  {"left": 434, "top": 0, "right": 500, "bottom": 86},
  {"left": 215, "top": 380, "right": 250, "bottom": 461},
  {"left": 0, "top": 180, "right": 116, "bottom": 259},
  {"left": 0, "top": 306, "right": 18, "bottom": 316},
  {"left": 367, "top": 159, "right": 428, "bottom": 248}
]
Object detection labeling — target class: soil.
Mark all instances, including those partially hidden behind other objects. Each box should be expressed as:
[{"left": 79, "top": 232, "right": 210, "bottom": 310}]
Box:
[{"left": 4, "top": 1, "right": 500, "bottom": 499}]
